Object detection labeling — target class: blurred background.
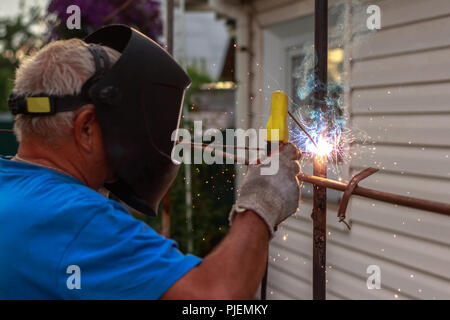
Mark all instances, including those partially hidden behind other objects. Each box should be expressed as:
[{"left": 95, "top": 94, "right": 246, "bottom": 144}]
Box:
[{"left": 0, "top": 0, "right": 449, "bottom": 300}]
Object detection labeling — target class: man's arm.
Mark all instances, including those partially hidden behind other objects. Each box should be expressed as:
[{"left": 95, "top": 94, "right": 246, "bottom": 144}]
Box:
[
  {"left": 161, "top": 209, "right": 269, "bottom": 300},
  {"left": 161, "top": 143, "right": 302, "bottom": 300}
]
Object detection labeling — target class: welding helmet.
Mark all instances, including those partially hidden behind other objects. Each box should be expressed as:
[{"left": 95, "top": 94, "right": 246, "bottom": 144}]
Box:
[{"left": 8, "top": 25, "right": 191, "bottom": 216}]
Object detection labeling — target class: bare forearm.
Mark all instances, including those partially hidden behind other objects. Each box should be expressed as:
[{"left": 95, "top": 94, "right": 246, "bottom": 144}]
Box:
[
  {"left": 199, "top": 210, "right": 269, "bottom": 298},
  {"left": 161, "top": 210, "right": 269, "bottom": 299},
  {"left": 161, "top": 143, "right": 301, "bottom": 300}
]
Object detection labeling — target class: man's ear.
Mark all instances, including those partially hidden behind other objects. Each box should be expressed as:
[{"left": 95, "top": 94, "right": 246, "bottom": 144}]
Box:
[{"left": 73, "top": 107, "right": 99, "bottom": 154}]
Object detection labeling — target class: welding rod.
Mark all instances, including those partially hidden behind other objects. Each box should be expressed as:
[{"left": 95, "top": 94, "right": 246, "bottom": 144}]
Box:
[
  {"left": 179, "top": 141, "right": 263, "bottom": 152},
  {"left": 287, "top": 110, "right": 318, "bottom": 148},
  {"left": 189, "top": 142, "right": 250, "bottom": 164}
]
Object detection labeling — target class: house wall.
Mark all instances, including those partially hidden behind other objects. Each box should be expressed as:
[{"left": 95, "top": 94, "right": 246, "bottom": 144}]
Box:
[{"left": 251, "top": 0, "right": 450, "bottom": 299}]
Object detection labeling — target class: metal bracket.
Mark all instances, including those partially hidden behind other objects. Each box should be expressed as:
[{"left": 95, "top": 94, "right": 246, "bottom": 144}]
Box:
[{"left": 337, "top": 167, "right": 379, "bottom": 229}]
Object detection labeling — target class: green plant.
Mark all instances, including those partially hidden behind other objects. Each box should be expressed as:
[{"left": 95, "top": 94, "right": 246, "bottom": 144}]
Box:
[
  {"left": 183, "top": 60, "right": 212, "bottom": 112},
  {"left": 0, "top": 1, "right": 44, "bottom": 111}
]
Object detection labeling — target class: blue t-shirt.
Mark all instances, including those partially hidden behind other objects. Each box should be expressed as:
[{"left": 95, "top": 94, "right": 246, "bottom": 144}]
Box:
[{"left": 0, "top": 157, "right": 201, "bottom": 299}]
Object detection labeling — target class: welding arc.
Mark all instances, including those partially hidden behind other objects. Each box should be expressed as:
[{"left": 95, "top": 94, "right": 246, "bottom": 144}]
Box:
[{"left": 287, "top": 110, "right": 318, "bottom": 149}]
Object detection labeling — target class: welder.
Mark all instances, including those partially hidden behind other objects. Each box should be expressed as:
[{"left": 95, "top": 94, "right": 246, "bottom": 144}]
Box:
[{"left": 0, "top": 25, "right": 301, "bottom": 299}]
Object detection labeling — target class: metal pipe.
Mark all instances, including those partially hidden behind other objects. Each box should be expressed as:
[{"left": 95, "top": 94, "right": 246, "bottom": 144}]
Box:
[
  {"left": 189, "top": 142, "right": 249, "bottom": 164},
  {"left": 312, "top": 155, "right": 327, "bottom": 300},
  {"left": 312, "top": 0, "right": 328, "bottom": 301},
  {"left": 178, "top": 141, "right": 263, "bottom": 152},
  {"left": 298, "top": 173, "right": 450, "bottom": 216}
]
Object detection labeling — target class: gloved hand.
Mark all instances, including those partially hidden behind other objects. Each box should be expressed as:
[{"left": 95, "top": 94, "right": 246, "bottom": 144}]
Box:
[{"left": 229, "top": 143, "right": 302, "bottom": 238}]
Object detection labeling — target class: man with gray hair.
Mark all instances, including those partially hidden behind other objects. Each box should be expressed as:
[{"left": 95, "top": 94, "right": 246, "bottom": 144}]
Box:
[{"left": 0, "top": 25, "right": 302, "bottom": 299}]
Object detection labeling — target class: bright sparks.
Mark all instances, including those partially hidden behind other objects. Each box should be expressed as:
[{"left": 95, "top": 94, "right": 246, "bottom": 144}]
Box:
[{"left": 309, "top": 135, "right": 333, "bottom": 156}]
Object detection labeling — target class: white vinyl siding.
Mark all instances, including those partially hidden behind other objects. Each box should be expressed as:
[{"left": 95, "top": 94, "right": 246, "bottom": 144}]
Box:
[{"left": 254, "top": 0, "right": 450, "bottom": 299}]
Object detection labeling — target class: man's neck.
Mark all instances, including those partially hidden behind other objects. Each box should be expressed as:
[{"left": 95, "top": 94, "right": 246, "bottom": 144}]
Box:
[{"left": 16, "top": 141, "right": 97, "bottom": 189}]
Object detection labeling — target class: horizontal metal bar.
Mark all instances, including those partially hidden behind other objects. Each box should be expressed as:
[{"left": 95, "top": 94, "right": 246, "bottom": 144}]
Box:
[{"left": 298, "top": 173, "right": 450, "bottom": 216}]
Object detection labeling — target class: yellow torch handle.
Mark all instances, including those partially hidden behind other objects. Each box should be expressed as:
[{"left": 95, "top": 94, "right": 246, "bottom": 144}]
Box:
[{"left": 266, "top": 90, "right": 289, "bottom": 143}]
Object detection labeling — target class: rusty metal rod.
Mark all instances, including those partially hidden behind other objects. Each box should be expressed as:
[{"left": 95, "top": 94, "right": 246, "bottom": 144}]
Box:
[
  {"left": 312, "top": 155, "right": 327, "bottom": 300},
  {"left": 180, "top": 141, "right": 264, "bottom": 152},
  {"left": 313, "top": 0, "right": 328, "bottom": 301},
  {"left": 298, "top": 172, "right": 450, "bottom": 216},
  {"left": 190, "top": 143, "right": 250, "bottom": 164}
]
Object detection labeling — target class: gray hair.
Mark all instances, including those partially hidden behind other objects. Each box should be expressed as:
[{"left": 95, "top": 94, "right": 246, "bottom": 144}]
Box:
[{"left": 12, "top": 38, "right": 120, "bottom": 145}]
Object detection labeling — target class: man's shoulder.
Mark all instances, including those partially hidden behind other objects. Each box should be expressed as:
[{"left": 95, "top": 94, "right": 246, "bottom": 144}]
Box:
[
  {"left": 0, "top": 158, "right": 126, "bottom": 227},
  {"left": 33, "top": 173, "right": 129, "bottom": 224}
]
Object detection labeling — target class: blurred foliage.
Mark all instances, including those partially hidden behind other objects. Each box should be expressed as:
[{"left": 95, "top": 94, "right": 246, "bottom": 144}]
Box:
[
  {"left": 167, "top": 156, "right": 234, "bottom": 257},
  {"left": 0, "top": 1, "right": 45, "bottom": 111},
  {"left": 0, "top": 121, "right": 18, "bottom": 156},
  {"left": 183, "top": 60, "right": 212, "bottom": 113},
  {"left": 0, "top": 67, "right": 14, "bottom": 111},
  {"left": 185, "top": 60, "right": 212, "bottom": 92}
]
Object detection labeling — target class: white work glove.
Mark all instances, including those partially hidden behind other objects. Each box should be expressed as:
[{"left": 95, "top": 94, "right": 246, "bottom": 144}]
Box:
[{"left": 229, "top": 143, "right": 302, "bottom": 238}]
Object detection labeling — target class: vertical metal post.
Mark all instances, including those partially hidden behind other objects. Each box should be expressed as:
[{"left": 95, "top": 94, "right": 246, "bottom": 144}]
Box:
[
  {"left": 166, "top": 0, "right": 174, "bottom": 55},
  {"left": 162, "top": 0, "right": 175, "bottom": 238},
  {"left": 312, "top": 0, "right": 328, "bottom": 300}
]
